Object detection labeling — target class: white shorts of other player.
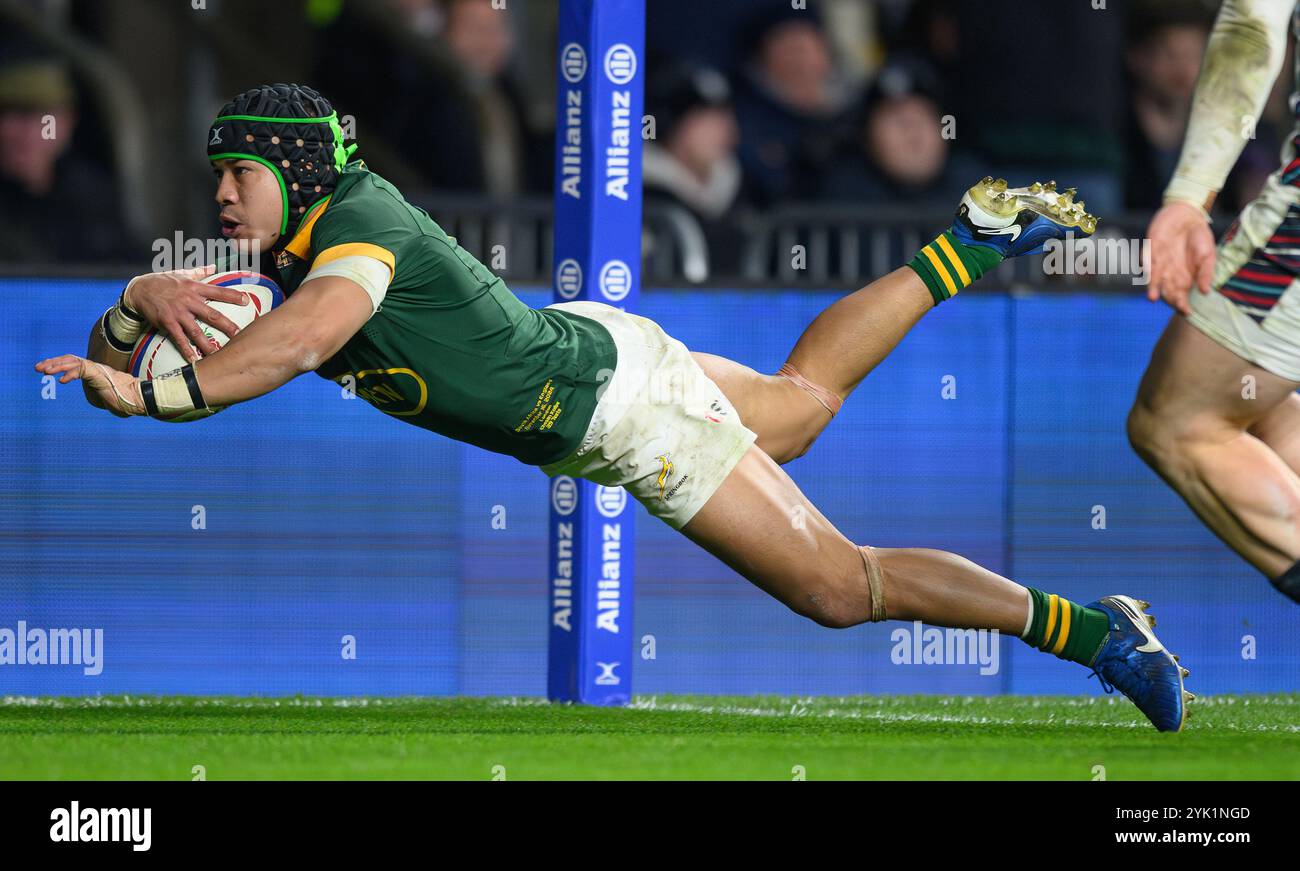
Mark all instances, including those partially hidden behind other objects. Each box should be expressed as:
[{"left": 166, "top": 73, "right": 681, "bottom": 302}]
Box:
[{"left": 1190, "top": 160, "right": 1300, "bottom": 383}]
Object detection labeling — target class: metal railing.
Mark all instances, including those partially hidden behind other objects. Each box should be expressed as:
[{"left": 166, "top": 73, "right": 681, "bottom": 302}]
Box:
[
  {"left": 407, "top": 193, "right": 712, "bottom": 287},
  {"left": 405, "top": 193, "right": 1178, "bottom": 290},
  {"left": 5, "top": 182, "right": 1222, "bottom": 291}
]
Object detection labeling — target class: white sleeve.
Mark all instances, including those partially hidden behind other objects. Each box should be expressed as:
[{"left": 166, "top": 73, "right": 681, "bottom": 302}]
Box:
[
  {"left": 300, "top": 254, "right": 392, "bottom": 317},
  {"left": 1164, "top": 0, "right": 1296, "bottom": 211}
]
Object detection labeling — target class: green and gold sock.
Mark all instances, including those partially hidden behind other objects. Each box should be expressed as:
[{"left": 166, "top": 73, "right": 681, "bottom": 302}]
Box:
[
  {"left": 906, "top": 231, "right": 1004, "bottom": 305},
  {"left": 1021, "top": 588, "right": 1111, "bottom": 666}
]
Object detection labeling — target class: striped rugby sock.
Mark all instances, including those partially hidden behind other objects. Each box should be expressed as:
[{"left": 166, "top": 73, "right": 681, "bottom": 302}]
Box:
[
  {"left": 906, "top": 231, "right": 1004, "bottom": 305},
  {"left": 1021, "top": 588, "right": 1111, "bottom": 667}
]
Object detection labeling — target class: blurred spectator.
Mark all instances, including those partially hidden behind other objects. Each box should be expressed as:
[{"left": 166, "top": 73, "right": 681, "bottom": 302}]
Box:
[
  {"left": 646, "top": 0, "right": 754, "bottom": 78},
  {"left": 647, "top": 0, "right": 884, "bottom": 89},
  {"left": 0, "top": 57, "right": 133, "bottom": 264},
  {"left": 885, "top": 0, "right": 960, "bottom": 102},
  {"left": 313, "top": 0, "right": 548, "bottom": 196},
  {"left": 1124, "top": 0, "right": 1279, "bottom": 215},
  {"left": 811, "top": 60, "right": 980, "bottom": 209},
  {"left": 1123, "top": 1, "right": 1214, "bottom": 210},
  {"left": 732, "top": 4, "right": 856, "bottom": 206},
  {"left": 439, "top": 0, "right": 548, "bottom": 196},
  {"left": 643, "top": 63, "right": 748, "bottom": 276},
  {"left": 819, "top": 0, "right": 886, "bottom": 88},
  {"left": 950, "top": 1, "right": 1127, "bottom": 214}
]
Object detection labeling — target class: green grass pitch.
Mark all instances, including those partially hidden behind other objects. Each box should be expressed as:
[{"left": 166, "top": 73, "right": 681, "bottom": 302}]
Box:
[{"left": 1, "top": 694, "right": 1297, "bottom": 780}]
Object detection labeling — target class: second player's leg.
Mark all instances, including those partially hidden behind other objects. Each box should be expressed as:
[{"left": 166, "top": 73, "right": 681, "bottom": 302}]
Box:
[
  {"left": 1128, "top": 314, "right": 1300, "bottom": 577},
  {"left": 1247, "top": 392, "right": 1300, "bottom": 472}
]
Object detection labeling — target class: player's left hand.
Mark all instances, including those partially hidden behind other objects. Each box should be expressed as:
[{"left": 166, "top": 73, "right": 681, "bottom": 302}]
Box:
[{"left": 35, "top": 355, "right": 143, "bottom": 417}]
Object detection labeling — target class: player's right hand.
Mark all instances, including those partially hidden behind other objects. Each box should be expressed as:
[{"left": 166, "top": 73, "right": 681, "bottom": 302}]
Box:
[
  {"left": 35, "top": 354, "right": 141, "bottom": 418},
  {"left": 1145, "top": 201, "right": 1217, "bottom": 316},
  {"left": 121, "top": 264, "right": 249, "bottom": 363}
]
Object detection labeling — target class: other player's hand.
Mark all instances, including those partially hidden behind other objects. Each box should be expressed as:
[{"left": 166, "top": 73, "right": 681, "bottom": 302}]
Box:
[
  {"left": 35, "top": 355, "right": 143, "bottom": 417},
  {"left": 121, "top": 264, "right": 248, "bottom": 363},
  {"left": 1145, "top": 201, "right": 1216, "bottom": 316}
]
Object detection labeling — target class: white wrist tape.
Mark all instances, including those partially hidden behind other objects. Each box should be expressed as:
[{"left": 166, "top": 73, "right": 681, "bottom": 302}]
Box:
[
  {"left": 104, "top": 302, "right": 145, "bottom": 348},
  {"left": 101, "top": 285, "right": 146, "bottom": 353},
  {"left": 139, "top": 364, "right": 207, "bottom": 418},
  {"left": 120, "top": 274, "right": 145, "bottom": 314},
  {"left": 152, "top": 373, "right": 196, "bottom": 414}
]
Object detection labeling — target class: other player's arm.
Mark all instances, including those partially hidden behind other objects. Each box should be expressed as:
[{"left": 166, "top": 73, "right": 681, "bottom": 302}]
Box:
[{"left": 1148, "top": 0, "right": 1295, "bottom": 312}]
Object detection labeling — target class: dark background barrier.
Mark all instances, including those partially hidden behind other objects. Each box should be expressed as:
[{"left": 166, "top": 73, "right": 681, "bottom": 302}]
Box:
[{"left": 4, "top": 278, "right": 1295, "bottom": 696}]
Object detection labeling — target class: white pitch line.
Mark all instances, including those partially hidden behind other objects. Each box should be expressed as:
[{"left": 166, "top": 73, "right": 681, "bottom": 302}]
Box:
[{"left": 623, "top": 697, "right": 1300, "bottom": 733}]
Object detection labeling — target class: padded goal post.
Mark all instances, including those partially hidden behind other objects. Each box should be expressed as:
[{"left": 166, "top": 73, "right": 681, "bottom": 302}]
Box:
[{"left": 546, "top": 0, "right": 645, "bottom": 705}]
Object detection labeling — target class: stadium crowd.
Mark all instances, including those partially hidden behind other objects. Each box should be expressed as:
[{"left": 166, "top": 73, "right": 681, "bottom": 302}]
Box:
[{"left": 0, "top": 0, "right": 1287, "bottom": 277}]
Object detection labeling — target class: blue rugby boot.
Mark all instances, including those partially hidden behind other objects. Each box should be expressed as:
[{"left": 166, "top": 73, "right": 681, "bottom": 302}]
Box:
[
  {"left": 1086, "top": 595, "right": 1192, "bottom": 733},
  {"left": 907, "top": 177, "right": 1098, "bottom": 305},
  {"left": 954, "top": 176, "right": 1098, "bottom": 257}
]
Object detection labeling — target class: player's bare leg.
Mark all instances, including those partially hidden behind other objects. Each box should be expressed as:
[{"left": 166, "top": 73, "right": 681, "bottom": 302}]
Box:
[
  {"left": 693, "top": 267, "right": 932, "bottom": 463},
  {"left": 1247, "top": 392, "right": 1300, "bottom": 473},
  {"left": 680, "top": 443, "right": 1191, "bottom": 730},
  {"left": 696, "top": 178, "right": 1097, "bottom": 465},
  {"left": 680, "top": 445, "right": 1030, "bottom": 631},
  {"left": 1128, "top": 314, "right": 1300, "bottom": 584}
]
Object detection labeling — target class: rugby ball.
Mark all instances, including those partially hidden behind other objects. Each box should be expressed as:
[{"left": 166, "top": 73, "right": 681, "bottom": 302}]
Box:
[{"left": 128, "top": 271, "right": 283, "bottom": 422}]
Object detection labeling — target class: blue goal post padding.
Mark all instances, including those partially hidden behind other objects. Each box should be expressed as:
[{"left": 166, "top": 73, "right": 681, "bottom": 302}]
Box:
[{"left": 547, "top": 0, "right": 645, "bottom": 705}]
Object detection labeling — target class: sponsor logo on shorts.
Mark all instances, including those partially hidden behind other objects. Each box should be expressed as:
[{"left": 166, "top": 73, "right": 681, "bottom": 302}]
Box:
[
  {"left": 706, "top": 399, "right": 726, "bottom": 423},
  {"left": 665, "top": 475, "right": 689, "bottom": 501},
  {"left": 655, "top": 453, "right": 689, "bottom": 502},
  {"left": 655, "top": 454, "right": 673, "bottom": 500}
]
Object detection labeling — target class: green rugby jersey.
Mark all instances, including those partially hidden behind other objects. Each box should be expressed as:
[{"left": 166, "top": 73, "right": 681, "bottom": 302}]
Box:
[{"left": 267, "top": 164, "right": 618, "bottom": 466}]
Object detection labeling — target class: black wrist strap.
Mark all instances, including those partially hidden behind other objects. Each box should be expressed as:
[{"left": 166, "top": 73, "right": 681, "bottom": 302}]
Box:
[
  {"left": 118, "top": 287, "right": 142, "bottom": 320},
  {"left": 180, "top": 363, "right": 207, "bottom": 410},
  {"left": 139, "top": 379, "right": 159, "bottom": 417}
]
